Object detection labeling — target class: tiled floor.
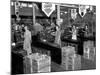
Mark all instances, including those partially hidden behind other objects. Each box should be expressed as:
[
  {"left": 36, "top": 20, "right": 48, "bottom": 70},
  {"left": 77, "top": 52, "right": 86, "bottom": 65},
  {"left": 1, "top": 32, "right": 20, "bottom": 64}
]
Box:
[
  {"left": 51, "top": 56, "right": 96, "bottom": 72},
  {"left": 81, "top": 56, "right": 96, "bottom": 70},
  {"left": 51, "top": 62, "right": 65, "bottom": 72}
]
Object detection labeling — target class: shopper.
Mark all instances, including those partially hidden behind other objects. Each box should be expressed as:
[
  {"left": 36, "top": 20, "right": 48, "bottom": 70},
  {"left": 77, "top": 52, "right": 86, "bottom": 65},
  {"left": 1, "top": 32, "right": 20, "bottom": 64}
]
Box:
[
  {"left": 23, "top": 26, "right": 32, "bottom": 55},
  {"left": 54, "top": 25, "right": 61, "bottom": 46},
  {"left": 34, "top": 22, "right": 43, "bottom": 34}
]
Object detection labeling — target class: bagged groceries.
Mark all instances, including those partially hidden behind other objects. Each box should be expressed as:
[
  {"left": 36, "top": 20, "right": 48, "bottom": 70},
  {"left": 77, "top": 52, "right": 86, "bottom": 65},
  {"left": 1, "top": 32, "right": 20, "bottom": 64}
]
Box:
[{"left": 23, "top": 53, "right": 51, "bottom": 74}]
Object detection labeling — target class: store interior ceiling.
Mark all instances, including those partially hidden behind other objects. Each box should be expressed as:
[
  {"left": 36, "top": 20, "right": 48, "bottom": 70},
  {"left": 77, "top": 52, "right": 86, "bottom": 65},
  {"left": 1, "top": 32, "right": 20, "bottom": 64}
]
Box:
[
  {"left": 11, "top": 0, "right": 96, "bottom": 28},
  {"left": 11, "top": 1, "right": 81, "bottom": 17}
]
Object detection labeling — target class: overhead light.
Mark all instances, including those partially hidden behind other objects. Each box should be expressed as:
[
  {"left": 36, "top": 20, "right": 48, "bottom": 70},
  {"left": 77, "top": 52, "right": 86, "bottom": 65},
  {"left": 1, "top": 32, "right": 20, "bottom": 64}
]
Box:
[
  {"left": 61, "top": 12, "right": 63, "bottom": 15},
  {"left": 64, "top": 11, "right": 67, "bottom": 14},
  {"left": 86, "top": 5, "right": 89, "bottom": 9},
  {"left": 28, "top": 4, "right": 32, "bottom": 7},
  {"left": 89, "top": 5, "right": 93, "bottom": 11},
  {"left": 12, "top": 43, "right": 16, "bottom": 46},
  {"left": 21, "top": 3, "right": 27, "bottom": 7},
  {"left": 42, "top": 39, "right": 46, "bottom": 42},
  {"left": 11, "top": 2, "right": 14, "bottom": 6}
]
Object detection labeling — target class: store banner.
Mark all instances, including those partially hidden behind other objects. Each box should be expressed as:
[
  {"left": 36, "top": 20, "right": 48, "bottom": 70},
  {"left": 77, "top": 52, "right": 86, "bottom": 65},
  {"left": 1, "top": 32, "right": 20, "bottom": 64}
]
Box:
[
  {"left": 71, "top": 9, "right": 77, "bottom": 20},
  {"left": 79, "top": 5, "right": 87, "bottom": 17},
  {"left": 42, "top": 3, "right": 55, "bottom": 17}
]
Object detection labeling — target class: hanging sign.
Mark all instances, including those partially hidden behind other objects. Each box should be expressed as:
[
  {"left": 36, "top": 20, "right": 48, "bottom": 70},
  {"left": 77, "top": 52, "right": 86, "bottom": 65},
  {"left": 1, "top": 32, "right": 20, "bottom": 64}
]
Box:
[
  {"left": 79, "top": 5, "right": 87, "bottom": 17},
  {"left": 15, "top": 1, "right": 20, "bottom": 15},
  {"left": 71, "top": 9, "right": 77, "bottom": 20},
  {"left": 15, "top": 1, "right": 20, "bottom": 22},
  {"left": 42, "top": 3, "right": 55, "bottom": 17}
]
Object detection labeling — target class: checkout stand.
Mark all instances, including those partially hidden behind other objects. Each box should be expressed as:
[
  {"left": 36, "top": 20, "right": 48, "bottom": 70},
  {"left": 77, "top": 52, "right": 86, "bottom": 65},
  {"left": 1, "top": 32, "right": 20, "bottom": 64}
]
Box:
[
  {"left": 32, "top": 35, "right": 61, "bottom": 64},
  {"left": 11, "top": 43, "right": 26, "bottom": 74},
  {"left": 11, "top": 35, "right": 61, "bottom": 74},
  {"left": 61, "top": 33, "right": 96, "bottom": 55},
  {"left": 11, "top": 34, "right": 96, "bottom": 74}
]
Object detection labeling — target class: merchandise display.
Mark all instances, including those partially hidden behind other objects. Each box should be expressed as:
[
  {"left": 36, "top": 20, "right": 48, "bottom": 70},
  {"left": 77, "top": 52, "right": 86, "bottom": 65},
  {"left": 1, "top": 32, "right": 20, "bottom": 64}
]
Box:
[
  {"left": 83, "top": 41, "right": 95, "bottom": 61},
  {"left": 61, "top": 46, "right": 77, "bottom": 70},
  {"left": 23, "top": 53, "right": 51, "bottom": 73}
]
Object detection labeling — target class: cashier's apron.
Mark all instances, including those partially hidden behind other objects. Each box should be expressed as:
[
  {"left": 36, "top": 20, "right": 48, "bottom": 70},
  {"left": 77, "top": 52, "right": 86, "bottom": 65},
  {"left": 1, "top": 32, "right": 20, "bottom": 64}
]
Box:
[
  {"left": 55, "top": 27, "right": 61, "bottom": 46},
  {"left": 23, "top": 30, "right": 32, "bottom": 55}
]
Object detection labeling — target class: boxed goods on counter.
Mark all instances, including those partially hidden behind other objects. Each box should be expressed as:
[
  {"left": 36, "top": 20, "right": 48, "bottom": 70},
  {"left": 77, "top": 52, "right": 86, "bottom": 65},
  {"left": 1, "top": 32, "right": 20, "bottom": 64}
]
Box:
[
  {"left": 23, "top": 53, "right": 51, "bottom": 74},
  {"left": 83, "top": 41, "right": 94, "bottom": 48},
  {"left": 61, "top": 46, "right": 81, "bottom": 71},
  {"left": 83, "top": 41, "right": 95, "bottom": 61},
  {"left": 61, "top": 41, "right": 78, "bottom": 53},
  {"left": 73, "top": 54, "right": 81, "bottom": 70}
]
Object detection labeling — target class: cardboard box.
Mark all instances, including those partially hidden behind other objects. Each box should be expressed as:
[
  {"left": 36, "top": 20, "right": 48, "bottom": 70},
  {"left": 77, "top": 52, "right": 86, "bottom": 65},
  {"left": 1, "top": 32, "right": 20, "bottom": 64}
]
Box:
[{"left": 61, "top": 46, "right": 81, "bottom": 70}]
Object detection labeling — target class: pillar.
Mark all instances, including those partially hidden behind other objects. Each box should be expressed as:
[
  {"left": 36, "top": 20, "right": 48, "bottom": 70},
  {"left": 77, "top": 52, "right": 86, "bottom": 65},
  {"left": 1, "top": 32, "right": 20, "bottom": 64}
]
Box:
[
  {"left": 32, "top": 3, "right": 36, "bottom": 26},
  {"left": 54, "top": 4, "right": 61, "bottom": 46}
]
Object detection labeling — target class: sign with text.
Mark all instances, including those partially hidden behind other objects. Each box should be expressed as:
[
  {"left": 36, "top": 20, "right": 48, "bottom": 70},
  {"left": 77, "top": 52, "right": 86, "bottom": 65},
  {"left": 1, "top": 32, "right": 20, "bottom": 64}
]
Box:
[
  {"left": 15, "top": 1, "right": 20, "bottom": 22},
  {"left": 42, "top": 3, "right": 55, "bottom": 17},
  {"left": 79, "top": 5, "right": 87, "bottom": 17},
  {"left": 15, "top": 1, "right": 20, "bottom": 15}
]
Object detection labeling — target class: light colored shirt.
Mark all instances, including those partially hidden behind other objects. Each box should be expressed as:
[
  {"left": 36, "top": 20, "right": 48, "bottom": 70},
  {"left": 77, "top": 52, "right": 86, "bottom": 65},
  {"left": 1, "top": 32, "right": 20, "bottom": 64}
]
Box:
[{"left": 23, "top": 30, "right": 32, "bottom": 55}]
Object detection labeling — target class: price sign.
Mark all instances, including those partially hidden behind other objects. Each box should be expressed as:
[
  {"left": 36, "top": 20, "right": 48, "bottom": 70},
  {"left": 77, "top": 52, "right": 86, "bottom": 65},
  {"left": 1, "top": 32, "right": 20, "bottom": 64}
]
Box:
[
  {"left": 42, "top": 3, "right": 55, "bottom": 17},
  {"left": 15, "top": 1, "right": 20, "bottom": 15},
  {"left": 15, "top": 1, "right": 20, "bottom": 22},
  {"left": 79, "top": 5, "right": 87, "bottom": 17}
]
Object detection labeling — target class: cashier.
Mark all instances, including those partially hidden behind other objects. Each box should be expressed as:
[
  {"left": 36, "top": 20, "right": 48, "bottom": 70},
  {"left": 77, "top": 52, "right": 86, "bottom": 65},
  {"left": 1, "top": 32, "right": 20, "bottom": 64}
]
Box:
[
  {"left": 23, "top": 26, "right": 32, "bottom": 55},
  {"left": 72, "top": 25, "right": 77, "bottom": 40}
]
